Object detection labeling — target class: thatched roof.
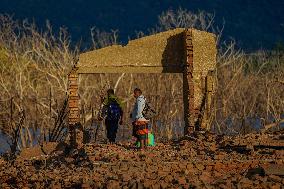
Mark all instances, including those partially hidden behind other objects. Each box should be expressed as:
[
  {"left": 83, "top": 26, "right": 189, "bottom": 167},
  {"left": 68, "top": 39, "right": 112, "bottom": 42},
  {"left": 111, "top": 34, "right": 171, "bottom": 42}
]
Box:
[{"left": 77, "top": 28, "right": 216, "bottom": 74}]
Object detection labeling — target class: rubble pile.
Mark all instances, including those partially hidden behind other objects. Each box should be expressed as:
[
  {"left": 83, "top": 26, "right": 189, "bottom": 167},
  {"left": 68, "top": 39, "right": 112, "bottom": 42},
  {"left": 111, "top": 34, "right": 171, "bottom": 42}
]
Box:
[{"left": 0, "top": 131, "right": 283, "bottom": 188}]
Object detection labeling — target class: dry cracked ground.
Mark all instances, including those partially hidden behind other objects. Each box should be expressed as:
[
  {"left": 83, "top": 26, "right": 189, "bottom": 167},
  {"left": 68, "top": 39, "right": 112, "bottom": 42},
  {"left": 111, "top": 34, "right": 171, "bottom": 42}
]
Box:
[{"left": 0, "top": 131, "right": 283, "bottom": 189}]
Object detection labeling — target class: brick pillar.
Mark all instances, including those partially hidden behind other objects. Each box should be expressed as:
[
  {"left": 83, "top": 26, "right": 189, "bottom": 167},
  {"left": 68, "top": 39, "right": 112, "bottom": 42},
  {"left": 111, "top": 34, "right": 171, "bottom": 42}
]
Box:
[
  {"left": 68, "top": 69, "right": 83, "bottom": 149},
  {"left": 183, "top": 29, "right": 195, "bottom": 135}
]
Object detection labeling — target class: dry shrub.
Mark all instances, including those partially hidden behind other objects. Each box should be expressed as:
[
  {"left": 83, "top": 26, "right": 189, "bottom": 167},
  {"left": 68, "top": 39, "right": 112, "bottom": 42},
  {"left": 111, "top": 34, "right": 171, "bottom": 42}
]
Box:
[
  {"left": 0, "top": 8, "right": 283, "bottom": 152},
  {"left": 139, "top": 8, "right": 224, "bottom": 45},
  {"left": 90, "top": 27, "right": 119, "bottom": 50},
  {"left": 154, "top": 9, "right": 283, "bottom": 135},
  {"left": 80, "top": 43, "right": 284, "bottom": 140},
  {"left": 79, "top": 73, "right": 184, "bottom": 141},
  {"left": 81, "top": 9, "right": 284, "bottom": 141},
  {"left": 157, "top": 8, "right": 215, "bottom": 32},
  {"left": 0, "top": 15, "right": 77, "bottom": 151},
  {"left": 212, "top": 42, "right": 284, "bottom": 134}
]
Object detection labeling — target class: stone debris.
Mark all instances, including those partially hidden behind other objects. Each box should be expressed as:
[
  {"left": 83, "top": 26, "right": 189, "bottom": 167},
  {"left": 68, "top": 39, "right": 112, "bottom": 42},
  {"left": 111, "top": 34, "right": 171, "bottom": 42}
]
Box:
[{"left": 0, "top": 130, "right": 283, "bottom": 188}]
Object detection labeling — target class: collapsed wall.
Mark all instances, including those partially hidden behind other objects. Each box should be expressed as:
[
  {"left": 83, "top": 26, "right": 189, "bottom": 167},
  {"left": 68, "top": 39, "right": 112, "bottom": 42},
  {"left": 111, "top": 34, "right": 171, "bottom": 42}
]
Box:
[
  {"left": 68, "top": 28, "right": 216, "bottom": 146},
  {"left": 78, "top": 28, "right": 185, "bottom": 73},
  {"left": 184, "top": 29, "right": 217, "bottom": 132}
]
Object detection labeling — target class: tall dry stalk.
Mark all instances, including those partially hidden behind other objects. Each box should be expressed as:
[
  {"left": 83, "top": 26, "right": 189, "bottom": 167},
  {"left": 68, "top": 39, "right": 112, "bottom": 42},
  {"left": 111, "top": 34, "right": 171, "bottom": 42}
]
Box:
[
  {"left": 0, "top": 15, "right": 77, "bottom": 151},
  {"left": 212, "top": 42, "right": 284, "bottom": 134},
  {"left": 0, "top": 8, "right": 283, "bottom": 150}
]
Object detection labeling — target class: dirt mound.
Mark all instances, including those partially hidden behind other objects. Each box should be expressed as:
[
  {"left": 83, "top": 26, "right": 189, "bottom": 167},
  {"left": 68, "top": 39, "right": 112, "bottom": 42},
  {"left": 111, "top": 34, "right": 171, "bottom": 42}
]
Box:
[{"left": 0, "top": 132, "right": 283, "bottom": 188}]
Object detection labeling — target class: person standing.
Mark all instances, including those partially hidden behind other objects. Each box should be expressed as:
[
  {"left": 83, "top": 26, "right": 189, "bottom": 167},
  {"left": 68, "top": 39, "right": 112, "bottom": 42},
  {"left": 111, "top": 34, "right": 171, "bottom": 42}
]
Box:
[
  {"left": 99, "top": 89, "right": 123, "bottom": 144},
  {"left": 131, "top": 88, "right": 149, "bottom": 150}
]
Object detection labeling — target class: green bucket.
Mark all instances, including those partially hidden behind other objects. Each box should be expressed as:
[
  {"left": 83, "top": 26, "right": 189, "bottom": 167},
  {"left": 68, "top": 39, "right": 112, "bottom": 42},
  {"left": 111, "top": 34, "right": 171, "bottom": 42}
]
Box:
[{"left": 135, "top": 133, "right": 155, "bottom": 147}]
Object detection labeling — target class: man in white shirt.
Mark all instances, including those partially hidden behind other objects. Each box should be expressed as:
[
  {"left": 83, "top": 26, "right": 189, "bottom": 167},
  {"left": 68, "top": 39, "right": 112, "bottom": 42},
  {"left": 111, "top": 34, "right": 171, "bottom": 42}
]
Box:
[{"left": 131, "top": 88, "right": 149, "bottom": 150}]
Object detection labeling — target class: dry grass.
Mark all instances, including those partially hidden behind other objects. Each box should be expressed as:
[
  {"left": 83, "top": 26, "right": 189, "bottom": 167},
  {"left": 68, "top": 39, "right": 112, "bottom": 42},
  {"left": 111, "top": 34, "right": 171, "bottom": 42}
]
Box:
[
  {"left": 212, "top": 42, "right": 284, "bottom": 134},
  {"left": 0, "top": 9, "right": 283, "bottom": 154},
  {"left": 79, "top": 73, "right": 185, "bottom": 141},
  {"left": 0, "top": 15, "right": 77, "bottom": 152}
]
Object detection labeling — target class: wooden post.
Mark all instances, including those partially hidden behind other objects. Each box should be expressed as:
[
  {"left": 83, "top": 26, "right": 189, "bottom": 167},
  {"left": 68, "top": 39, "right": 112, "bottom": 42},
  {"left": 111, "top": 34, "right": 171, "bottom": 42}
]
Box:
[
  {"left": 68, "top": 68, "right": 83, "bottom": 149},
  {"left": 183, "top": 29, "right": 195, "bottom": 135}
]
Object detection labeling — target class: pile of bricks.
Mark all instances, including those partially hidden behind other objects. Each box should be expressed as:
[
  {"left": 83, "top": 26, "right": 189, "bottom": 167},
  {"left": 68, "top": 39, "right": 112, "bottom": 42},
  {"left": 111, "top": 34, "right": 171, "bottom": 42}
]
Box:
[{"left": 0, "top": 131, "right": 283, "bottom": 188}]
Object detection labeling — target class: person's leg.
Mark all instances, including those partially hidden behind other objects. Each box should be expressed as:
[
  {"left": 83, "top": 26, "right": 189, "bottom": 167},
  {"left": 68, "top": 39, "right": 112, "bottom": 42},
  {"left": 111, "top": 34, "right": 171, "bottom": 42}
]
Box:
[
  {"left": 107, "top": 119, "right": 119, "bottom": 143},
  {"left": 144, "top": 138, "right": 147, "bottom": 148},
  {"left": 145, "top": 134, "right": 148, "bottom": 149},
  {"left": 136, "top": 123, "right": 143, "bottom": 149},
  {"left": 132, "top": 122, "right": 138, "bottom": 138},
  {"left": 111, "top": 120, "right": 119, "bottom": 143},
  {"left": 105, "top": 120, "right": 112, "bottom": 143},
  {"left": 141, "top": 123, "right": 148, "bottom": 150},
  {"left": 140, "top": 139, "right": 144, "bottom": 149},
  {"left": 139, "top": 134, "right": 147, "bottom": 150},
  {"left": 137, "top": 134, "right": 142, "bottom": 150},
  {"left": 132, "top": 122, "right": 138, "bottom": 146}
]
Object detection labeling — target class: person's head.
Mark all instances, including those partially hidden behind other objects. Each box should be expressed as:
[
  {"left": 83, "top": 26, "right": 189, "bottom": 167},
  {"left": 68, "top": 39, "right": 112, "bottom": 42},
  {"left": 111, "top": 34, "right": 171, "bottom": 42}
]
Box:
[
  {"left": 133, "top": 88, "right": 142, "bottom": 98},
  {"left": 107, "top": 89, "right": 115, "bottom": 97}
]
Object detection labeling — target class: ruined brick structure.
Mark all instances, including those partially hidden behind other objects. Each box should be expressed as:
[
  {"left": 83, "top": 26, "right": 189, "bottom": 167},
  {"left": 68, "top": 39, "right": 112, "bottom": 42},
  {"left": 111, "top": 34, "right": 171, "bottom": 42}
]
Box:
[
  {"left": 68, "top": 28, "right": 216, "bottom": 148},
  {"left": 67, "top": 69, "right": 83, "bottom": 149}
]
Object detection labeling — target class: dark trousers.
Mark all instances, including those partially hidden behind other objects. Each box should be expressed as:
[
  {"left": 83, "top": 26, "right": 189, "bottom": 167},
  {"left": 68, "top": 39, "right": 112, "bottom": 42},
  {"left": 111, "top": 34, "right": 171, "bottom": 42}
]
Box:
[
  {"left": 132, "top": 122, "right": 138, "bottom": 139},
  {"left": 105, "top": 119, "right": 119, "bottom": 143}
]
